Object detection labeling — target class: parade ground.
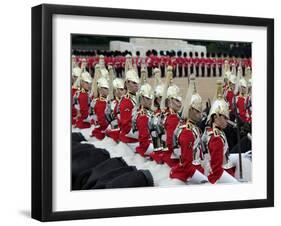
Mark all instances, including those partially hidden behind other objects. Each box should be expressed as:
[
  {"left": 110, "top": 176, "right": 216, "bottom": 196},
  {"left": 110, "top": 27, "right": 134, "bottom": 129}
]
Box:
[{"left": 146, "top": 77, "right": 219, "bottom": 104}]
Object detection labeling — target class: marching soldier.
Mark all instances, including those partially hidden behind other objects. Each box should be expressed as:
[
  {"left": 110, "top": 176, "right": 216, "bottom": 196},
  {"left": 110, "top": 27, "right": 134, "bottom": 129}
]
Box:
[
  {"left": 204, "top": 80, "right": 238, "bottom": 183},
  {"left": 90, "top": 77, "right": 110, "bottom": 140},
  {"left": 105, "top": 78, "right": 126, "bottom": 142},
  {"left": 176, "top": 50, "right": 184, "bottom": 77},
  {"left": 74, "top": 71, "right": 92, "bottom": 129},
  {"left": 134, "top": 51, "right": 142, "bottom": 77}
]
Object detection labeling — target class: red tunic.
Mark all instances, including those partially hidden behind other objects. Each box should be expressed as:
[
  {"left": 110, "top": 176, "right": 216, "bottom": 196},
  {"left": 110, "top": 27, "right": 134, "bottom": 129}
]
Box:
[
  {"left": 225, "top": 89, "right": 235, "bottom": 112},
  {"left": 176, "top": 56, "right": 184, "bottom": 67},
  {"left": 162, "top": 110, "right": 180, "bottom": 167},
  {"left": 135, "top": 110, "right": 152, "bottom": 156},
  {"left": 151, "top": 55, "right": 160, "bottom": 68},
  {"left": 134, "top": 56, "right": 142, "bottom": 67},
  {"left": 192, "top": 57, "right": 199, "bottom": 67},
  {"left": 170, "top": 126, "right": 197, "bottom": 181},
  {"left": 170, "top": 57, "right": 177, "bottom": 69},
  {"left": 208, "top": 134, "right": 224, "bottom": 183},
  {"left": 91, "top": 98, "right": 108, "bottom": 140},
  {"left": 216, "top": 58, "right": 224, "bottom": 68},
  {"left": 207, "top": 128, "right": 235, "bottom": 184},
  {"left": 236, "top": 95, "right": 250, "bottom": 123},
  {"left": 75, "top": 90, "right": 91, "bottom": 129},
  {"left": 119, "top": 94, "right": 138, "bottom": 143},
  {"left": 114, "top": 56, "right": 122, "bottom": 69},
  {"left": 184, "top": 57, "right": 191, "bottom": 67},
  {"left": 145, "top": 56, "right": 152, "bottom": 68}
]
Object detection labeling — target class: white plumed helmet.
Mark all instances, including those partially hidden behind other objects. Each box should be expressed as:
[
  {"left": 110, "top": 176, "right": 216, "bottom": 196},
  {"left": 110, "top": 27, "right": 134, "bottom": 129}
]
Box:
[
  {"left": 97, "top": 76, "right": 109, "bottom": 89},
  {"left": 112, "top": 78, "right": 125, "bottom": 89},
  {"left": 229, "top": 73, "right": 237, "bottom": 84},
  {"left": 125, "top": 70, "right": 140, "bottom": 84},
  {"left": 80, "top": 71, "right": 92, "bottom": 83},
  {"left": 167, "top": 85, "right": 182, "bottom": 102},
  {"left": 181, "top": 75, "right": 202, "bottom": 119},
  {"left": 207, "top": 80, "right": 229, "bottom": 122},
  {"left": 153, "top": 68, "right": 160, "bottom": 75},
  {"left": 239, "top": 78, "right": 247, "bottom": 88},
  {"left": 72, "top": 67, "right": 82, "bottom": 78},
  {"left": 248, "top": 78, "right": 252, "bottom": 87},
  {"left": 154, "top": 84, "right": 165, "bottom": 98},
  {"left": 139, "top": 83, "right": 154, "bottom": 99}
]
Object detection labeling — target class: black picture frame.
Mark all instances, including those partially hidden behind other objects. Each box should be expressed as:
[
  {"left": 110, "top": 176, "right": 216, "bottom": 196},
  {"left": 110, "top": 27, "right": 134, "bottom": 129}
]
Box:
[{"left": 31, "top": 3, "right": 274, "bottom": 222}]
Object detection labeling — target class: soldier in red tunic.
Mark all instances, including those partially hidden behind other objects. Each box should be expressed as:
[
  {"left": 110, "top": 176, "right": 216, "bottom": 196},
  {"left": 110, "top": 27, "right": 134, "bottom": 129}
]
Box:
[
  {"left": 105, "top": 78, "right": 126, "bottom": 142},
  {"left": 160, "top": 84, "right": 182, "bottom": 167},
  {"left": 204, "top": 80, "right": 238, "bottom": 184},
  {"left": 225, "top": 73, "right": 237, "bottom": 113},
  {"left": 119, "top": 70, "right": 140, "bottom": 146},
  {"left": 182, "top": 52, "right": 189, "bottom": 77},
  {"left": 74, "top": 72, "right": 92, "bottom": 129},
  {"left": 145, "top": 50, "right": 153, "bottom": 78},
  {"left": 246, "top": 78, "right": 252, "bottom": 121},
  {"left": 170, "top": 76, "right": 209, "bottom": 183},
  {"left": 72, "top": 67, "right": 82, "bottom": 125},
  {"left": 176, "top": 51, "right": 184, "bottom": 77},
  {"left": 90, "top": 77, "right": 110, "bottom": 140},
  {"left": 114, "top": 51, "right": 122, "bottom": 78},
  {"left": 134, "top": 51, "right": 142, "bottom": 78},
  {"left": 134, "top": 83, "right": 155, "bottom": 157},
  {"left": 236, "top": 78, "right": 251, "bottom": 123}
]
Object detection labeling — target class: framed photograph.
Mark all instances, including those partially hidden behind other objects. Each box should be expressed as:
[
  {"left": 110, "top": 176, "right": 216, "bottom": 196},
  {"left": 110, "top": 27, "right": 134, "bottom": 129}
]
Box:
[{"left": 32, "top": 4, "right": 274, "bottom": 221}]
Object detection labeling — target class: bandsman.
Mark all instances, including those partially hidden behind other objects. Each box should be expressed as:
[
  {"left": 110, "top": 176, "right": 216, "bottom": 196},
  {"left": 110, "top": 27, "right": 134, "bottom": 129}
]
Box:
[
  {"left": 170, "top": 75, "right": 209, "bottom": 183},
  {"left": 204, "top": 80, "right": 238, "bottom": 184},
  {"left": 74, "top": 71, "right": 92, "bottom": 129},
  {"left": 89, "top": 76, "right": 110, "bottom": 140},
  {"left": 105, "top": 78, "right": 126, "bottom": 142}
]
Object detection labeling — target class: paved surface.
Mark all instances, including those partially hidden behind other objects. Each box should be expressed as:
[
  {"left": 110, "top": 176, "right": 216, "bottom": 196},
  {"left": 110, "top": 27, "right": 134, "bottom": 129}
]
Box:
[{"left": 146, "top": 76, "right": 221, "bottom": 104}]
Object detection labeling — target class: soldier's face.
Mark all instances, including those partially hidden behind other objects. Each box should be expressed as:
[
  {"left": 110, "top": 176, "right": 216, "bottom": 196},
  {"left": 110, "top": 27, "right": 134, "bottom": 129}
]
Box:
[
  {"left": 99, "top": 87, "right": 109, "bottom": 98},
  {"left": 127, "top": 80, "right": 139, "bottom": 94},
  {"left": 215, "top": 114, "right": 228, "bottom": 129},
  {"left": 115, "top": 88, "right": 125, "bottom": 99},
  {"left": 142, "top": 96, "right": 152, "bottom": 108},
  {"left": 230, "top": 83, "right": 235, "bottom": 90},
  {"left": 170, "top": 98, "right": 182, "bottom": 112},
  {"left": 81, "top": 81, "right": 90, "bottom": 91},
  {"left": 241, "top": 86, "right": 247, "bottom": 95},
  {"left": 189, "top": 107, "right": 202, "bottom": 123}
]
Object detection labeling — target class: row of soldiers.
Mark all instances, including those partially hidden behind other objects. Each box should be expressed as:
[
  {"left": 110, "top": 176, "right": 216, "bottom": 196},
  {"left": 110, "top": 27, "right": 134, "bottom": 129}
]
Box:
[
  {"left": 72, "top": 60, "right": 252, "bottom": 184},
  {"left": 72, "top": 50, "right": 252, "bottom": 78}
]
